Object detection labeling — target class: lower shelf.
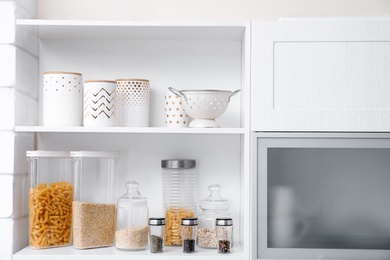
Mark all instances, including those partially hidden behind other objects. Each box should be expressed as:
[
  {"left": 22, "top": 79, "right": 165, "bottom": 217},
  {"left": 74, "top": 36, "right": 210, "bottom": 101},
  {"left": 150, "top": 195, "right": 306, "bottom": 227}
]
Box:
[{"left": 14, "top": 245, "right": 244, "bottom": 260}]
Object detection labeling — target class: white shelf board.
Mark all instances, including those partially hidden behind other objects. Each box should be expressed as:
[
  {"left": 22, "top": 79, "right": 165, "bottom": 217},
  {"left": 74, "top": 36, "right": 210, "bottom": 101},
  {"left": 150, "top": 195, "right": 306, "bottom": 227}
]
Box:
[
  {"left": 16, "top": 19, "right": 247, "bottom": 40},
  {"left": 14, "top": 245, "right": 244, "bottom": 260},
  {"left": 14, "top": 126, "right": 245, "bottom": 135}
]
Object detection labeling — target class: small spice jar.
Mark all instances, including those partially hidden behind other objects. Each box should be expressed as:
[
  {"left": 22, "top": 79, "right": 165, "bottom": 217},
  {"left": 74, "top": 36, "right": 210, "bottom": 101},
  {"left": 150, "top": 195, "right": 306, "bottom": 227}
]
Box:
[
  {"left": 149, "top": 218, "right": 165, "bottom": 253},
  {"left": 115, "top": 181, "right": 149, "bottom": 251},
  {"left": 181, "top": 218, "right": 198, "bottom": 253},
  {"left": 216, "top": 218, "right": 233, "bottom": 254}
]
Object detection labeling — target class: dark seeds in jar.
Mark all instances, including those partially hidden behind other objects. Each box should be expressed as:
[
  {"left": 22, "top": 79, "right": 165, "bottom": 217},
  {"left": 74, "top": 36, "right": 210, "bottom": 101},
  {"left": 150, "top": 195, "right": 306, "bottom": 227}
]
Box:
[
  {"left": 183, "top": 239, "right": 195, "bottom": 253},
  {"left": 150, "top": 235, "right": 163, "bottom": 253},
  {"left": 218, "top": 240, "right": 230, "bottom": 253}
]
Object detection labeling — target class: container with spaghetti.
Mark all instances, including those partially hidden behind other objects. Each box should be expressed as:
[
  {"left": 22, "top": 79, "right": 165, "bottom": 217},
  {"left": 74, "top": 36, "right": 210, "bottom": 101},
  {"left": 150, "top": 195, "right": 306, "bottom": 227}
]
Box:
[{"left": 161, "top": 159, "right": 196, "bottom": 246}]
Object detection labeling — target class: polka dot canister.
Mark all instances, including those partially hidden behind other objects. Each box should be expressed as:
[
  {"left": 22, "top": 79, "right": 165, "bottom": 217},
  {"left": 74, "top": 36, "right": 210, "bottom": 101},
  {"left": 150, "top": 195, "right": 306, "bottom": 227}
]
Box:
[
  {"left": 116, "top": 79, "right": 149, "bottom": 127},
  {"left": 42, "top": 72, "right": 83, "bottom": 126},
  {"left": 165, "top": 90, "right": 189, "bottom": 127}
]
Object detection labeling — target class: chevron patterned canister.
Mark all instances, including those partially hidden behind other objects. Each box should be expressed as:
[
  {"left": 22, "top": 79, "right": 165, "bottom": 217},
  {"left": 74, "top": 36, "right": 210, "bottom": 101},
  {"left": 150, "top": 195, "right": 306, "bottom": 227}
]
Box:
[{"left": 83, "top": 80, "right": 116, "bottom": 127}]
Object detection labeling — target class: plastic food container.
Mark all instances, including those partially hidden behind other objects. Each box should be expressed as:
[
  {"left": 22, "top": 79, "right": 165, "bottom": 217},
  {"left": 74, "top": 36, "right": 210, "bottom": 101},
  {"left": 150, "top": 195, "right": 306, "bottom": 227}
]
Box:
[
  {"left": 115, "top": 181, "right": 149, "bottom": 251},
  {"left": 26, "top": 151, "right": 73, "bottom": 249},
  {"left": 197, "top": 184, "right": 231, "bottom": 248},
  {"left": 161, "top": 159, "right": 196, "bottom": 246},
  {"left": 42, "top": 71, "right": 83, "bottom": 126},
  {"left": 71, "top": 151, "right": 119, "bottom": 249}
]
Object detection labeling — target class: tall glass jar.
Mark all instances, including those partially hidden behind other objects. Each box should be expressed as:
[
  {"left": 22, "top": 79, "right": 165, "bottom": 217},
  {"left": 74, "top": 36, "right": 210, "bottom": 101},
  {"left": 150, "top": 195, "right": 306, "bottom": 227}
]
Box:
[
  {"left": 197, "top": 184, "right": 231, "bottom": 248},
  {"left": 26, "top": 151, "right": 73, "bottom": 249},
  {"left": 71, "top": 151, "right": 118, "bottom": 249},
  {"left": 161, "top": 159, "right": 196, "bottom": 246},
  {"left": 115, "top": 181, "right": 149, "bottom": 251}
]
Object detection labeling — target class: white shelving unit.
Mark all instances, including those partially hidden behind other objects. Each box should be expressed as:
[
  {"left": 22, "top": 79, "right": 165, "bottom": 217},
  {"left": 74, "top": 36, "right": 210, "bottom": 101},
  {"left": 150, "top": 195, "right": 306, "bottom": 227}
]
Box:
[{"left": 13, "top": 19, "right": 251, "bottom": 260}]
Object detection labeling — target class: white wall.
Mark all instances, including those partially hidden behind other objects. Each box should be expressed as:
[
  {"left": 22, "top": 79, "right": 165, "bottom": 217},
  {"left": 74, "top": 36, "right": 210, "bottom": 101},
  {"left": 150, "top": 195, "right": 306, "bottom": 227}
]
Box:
[{"left": 37, "top": 0, "right": 390, "bottom": 20}]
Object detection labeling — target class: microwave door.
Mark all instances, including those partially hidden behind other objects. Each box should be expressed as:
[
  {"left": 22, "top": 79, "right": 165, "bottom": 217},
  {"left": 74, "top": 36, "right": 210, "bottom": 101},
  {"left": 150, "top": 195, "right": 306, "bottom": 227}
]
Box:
[{"left": 254, "top": 133, "right": 390, "bottom": 260}]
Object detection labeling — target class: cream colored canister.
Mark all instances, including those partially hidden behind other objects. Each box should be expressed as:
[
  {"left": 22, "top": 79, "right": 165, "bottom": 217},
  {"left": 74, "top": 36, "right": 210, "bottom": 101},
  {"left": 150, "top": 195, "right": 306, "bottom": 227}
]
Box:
[{"left": 42, "top": 71, "right": 83, "bottom": 126}]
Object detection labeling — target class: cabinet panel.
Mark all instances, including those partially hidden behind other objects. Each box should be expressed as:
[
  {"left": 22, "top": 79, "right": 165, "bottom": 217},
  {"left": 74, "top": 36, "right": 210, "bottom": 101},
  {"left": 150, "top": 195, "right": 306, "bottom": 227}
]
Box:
[
  {"left": 253, "top": 133, "right": 390, "bottom": 260},
  {"left": 251, "top": 19, "right": 390, "bottom": 131}
]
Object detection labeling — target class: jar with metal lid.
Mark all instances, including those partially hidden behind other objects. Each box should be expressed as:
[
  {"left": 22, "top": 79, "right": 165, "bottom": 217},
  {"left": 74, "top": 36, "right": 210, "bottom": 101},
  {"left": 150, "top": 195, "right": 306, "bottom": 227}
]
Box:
[
  {"left": 161, "top": 159, "right": 196, "bottom": 246},
  {"left": 181, "top": 218, "right": 198, "bottom": 253},
  {"left": 71, "top": 151, "right": 119, "bottom": 249},
  {"left": 26, "top": 150, "right": 73, "bottom": 249},
  {"left": 216, "top": 218, "right": 233, "bottom": 254},
  {"left": 115, "top": 181, "right": 149, "bottom": 251},
  {"left": 197, "top": 184, "right": 231, "bottom": 248},
  {"left": 149, "top": 217, "right": 165, "bottom": 253}
]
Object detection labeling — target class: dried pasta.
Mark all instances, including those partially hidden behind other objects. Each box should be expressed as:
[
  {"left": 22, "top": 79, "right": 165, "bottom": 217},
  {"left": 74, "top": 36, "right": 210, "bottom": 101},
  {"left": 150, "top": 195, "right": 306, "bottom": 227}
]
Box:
[
  {"left": 164, "top": 207, "right": 194, "bottom": 246},
  {"left": 29, "top": 181, "right": 73, "bottom": 248}
]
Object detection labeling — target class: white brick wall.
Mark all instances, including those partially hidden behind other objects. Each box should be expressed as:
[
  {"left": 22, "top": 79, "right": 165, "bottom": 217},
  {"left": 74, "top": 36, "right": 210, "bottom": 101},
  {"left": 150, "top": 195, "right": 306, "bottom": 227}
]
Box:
[
  {"left": 0, "top": 1, "right": 37, "bottom": 260},
  {"left": 0, "top": 217, "right": 28, "bottom": 259},
  {"left": 0, "top": 45, "right": 39, "bottom": 99}
]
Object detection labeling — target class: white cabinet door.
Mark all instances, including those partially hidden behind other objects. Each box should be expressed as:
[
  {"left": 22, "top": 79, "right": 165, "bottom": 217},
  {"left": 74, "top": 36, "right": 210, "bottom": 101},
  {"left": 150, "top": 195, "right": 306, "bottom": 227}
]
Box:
[{"left": 251, "top": 19, "right": 390, "bottom": 132}]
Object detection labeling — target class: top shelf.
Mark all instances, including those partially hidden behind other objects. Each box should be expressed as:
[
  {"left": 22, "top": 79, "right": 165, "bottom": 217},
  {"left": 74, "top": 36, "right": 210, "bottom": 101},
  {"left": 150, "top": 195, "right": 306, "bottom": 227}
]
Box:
[{"left": 17, "top": 19, "right": 248, "bottom": 41}]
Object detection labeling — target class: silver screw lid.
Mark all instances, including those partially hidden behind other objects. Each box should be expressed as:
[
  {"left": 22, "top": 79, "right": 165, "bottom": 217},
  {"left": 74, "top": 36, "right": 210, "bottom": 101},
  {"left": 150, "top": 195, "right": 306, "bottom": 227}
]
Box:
[
  {"left": 181, "top": 218, "right": 198, "bottom": 226},
  {"left": 216, "top": 218, "right": 233, "bottom": 226},
  {"left": 161, "top": 159, "right": 196, "bottom": 169},
  {"left": 149, "top": 217, "right": 165, "bottom": 226}
]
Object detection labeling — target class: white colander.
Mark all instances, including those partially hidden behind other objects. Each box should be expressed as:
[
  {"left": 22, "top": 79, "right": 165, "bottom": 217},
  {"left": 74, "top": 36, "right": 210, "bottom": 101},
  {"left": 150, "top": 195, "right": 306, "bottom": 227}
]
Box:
[{"left": 168, "top": 87, "right": 240, "bottom": 128}]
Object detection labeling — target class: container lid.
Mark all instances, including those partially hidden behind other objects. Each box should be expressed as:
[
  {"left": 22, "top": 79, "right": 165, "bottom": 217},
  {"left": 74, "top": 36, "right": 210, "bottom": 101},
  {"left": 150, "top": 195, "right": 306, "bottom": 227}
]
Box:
[
  {"left": 115, "top": 78, "right": 149, "bottom": 83},
  {"left": 216, "top": 218, "right": 233, "bottom": 226},
  {"left": 149, "top": 217, "right": 166, "bottom": 226},
  {"left": 70, "top": 151, "right": 119, "bottom": 158},
  {"left": 43, "top": 71, "right": 82, "bottom": 76},
  {"left": 181, "top": 218, "right": 198, "bottom": 226},
  {"left": 117, "top": 181, "right": 147, "bottom": 206},
  {"left": 161, "top": 159, "right": 196, "bottom": 169},
  {"left": 199, "top": 184, "right": 230, "bottom": 210},
  {"left": 26, "top": 150, "right": 70, "bottom": 158},
  {"left": 84, "top": 80, "right": 116, "bottom": 84}
]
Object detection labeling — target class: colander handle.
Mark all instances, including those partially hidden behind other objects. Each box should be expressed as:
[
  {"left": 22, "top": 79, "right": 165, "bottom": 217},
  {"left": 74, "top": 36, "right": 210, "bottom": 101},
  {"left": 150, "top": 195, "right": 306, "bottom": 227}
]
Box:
[
  {"left": 168, "top": 87, "right": 187, "bottom": 100},
  {"left": 228, "top": 89, "right": 241, "bottom": 102}
]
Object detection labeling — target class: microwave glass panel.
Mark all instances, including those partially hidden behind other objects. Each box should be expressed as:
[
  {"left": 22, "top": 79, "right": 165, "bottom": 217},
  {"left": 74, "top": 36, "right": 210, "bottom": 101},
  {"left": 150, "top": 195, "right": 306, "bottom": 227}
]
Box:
[{"left": 266, "top": 147, "right": 390, "bottom": 250}]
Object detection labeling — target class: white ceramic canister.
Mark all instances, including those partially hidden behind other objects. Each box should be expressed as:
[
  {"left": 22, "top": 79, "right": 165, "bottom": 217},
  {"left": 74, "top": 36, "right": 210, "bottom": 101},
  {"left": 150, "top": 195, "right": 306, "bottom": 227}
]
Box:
[
  {"left": 164, "top": 90, "right": 189, "bottom": 127},
  {"left": 116, "top": 79, "right": 149, "bottom": 127},
  {"left": 42, "top": 71, "right": 83, "bottom": 126},
  {"left": 84, "top": 80, "right": 117, "bottom": 127}
]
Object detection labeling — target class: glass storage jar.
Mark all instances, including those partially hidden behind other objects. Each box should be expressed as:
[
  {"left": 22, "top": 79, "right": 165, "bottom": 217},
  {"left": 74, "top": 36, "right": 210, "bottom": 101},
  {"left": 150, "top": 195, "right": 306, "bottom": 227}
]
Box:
[
  {"left": 26, "top": 150, "right": 73, "bottom": 249},
  {"left": 70, "top": 151, "right": 118, "bottom": 249},
  {"left": 115, "top": 181, "right": 149, "bottom": 251},
  {"left": 162, "top": 159, "right": 196, "bottom": 246},
  {"left": 216, "top": 218, "right": 233, "bottom": 254},
  {"left": 149, "top": 217, "right": 165, "bottom": 253},
  {"left": 197, "top": 184, "right": 231, "bottom": 248}
]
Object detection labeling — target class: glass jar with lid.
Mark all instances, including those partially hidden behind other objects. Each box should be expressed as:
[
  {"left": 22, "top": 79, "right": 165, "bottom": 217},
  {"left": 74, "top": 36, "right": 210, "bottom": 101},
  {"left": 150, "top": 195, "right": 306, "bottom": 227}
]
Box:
[
  {"left": 115, "top": 181, "right": 149, "bottom": 251},
  {"left": 197, "top": 184, "right": 231, "bottom": 248},
  {"left": 161, "top": 159, "right": 196, "bottom": 246}
]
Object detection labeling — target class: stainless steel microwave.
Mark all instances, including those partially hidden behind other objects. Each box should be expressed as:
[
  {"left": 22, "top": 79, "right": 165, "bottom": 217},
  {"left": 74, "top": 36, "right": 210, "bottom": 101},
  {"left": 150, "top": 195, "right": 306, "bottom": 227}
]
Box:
[{"left": 253, "top": 133, "right": 390, "bottom": 260}]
